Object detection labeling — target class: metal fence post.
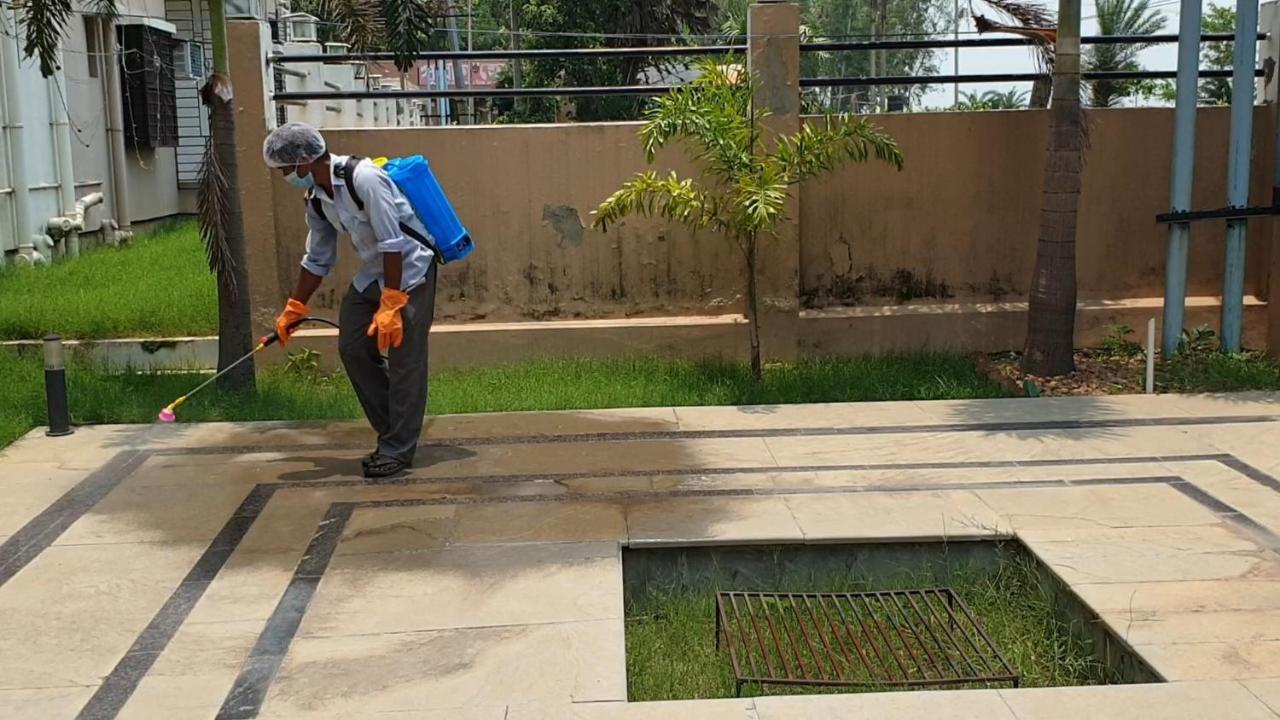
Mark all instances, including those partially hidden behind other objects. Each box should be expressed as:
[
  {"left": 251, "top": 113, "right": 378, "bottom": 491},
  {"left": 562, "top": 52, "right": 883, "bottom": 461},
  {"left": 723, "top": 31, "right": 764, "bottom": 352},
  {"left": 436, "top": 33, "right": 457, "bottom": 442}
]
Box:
[
  {"left": 1221, "top": 0, "right": 1261, "bottom": 352},
  {"left": 1161, "top": 0, "right": 1203, "bottom": 356}
]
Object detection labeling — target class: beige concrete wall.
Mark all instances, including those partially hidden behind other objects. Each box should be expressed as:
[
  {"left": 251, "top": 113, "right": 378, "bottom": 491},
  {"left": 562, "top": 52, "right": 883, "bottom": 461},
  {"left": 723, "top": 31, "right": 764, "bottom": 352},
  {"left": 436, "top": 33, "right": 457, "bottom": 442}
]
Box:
[
  {"left": 800, "top": 107, "right": 1275, "bottom": 307},
  {"left": 266, "top": 124, "right": 747, "bottom": 323},
  {"left": 255, "top": 107, "right": 1275, "bottom": 323}
]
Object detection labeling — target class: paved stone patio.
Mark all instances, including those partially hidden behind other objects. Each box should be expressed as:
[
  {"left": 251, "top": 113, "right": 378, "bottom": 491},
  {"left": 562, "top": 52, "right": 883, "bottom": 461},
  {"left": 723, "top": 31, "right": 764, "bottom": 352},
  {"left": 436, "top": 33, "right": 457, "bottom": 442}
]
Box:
[{"left": 3, "top": 393, "right": 1280, "bottom": 718}]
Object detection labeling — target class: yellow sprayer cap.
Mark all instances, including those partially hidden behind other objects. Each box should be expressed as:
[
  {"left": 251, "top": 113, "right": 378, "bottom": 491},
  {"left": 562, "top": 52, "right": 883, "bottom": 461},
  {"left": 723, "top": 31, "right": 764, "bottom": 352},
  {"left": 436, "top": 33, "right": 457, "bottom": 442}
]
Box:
[{"left": 372, "top": 157, "right": 389, "bottom": 167}]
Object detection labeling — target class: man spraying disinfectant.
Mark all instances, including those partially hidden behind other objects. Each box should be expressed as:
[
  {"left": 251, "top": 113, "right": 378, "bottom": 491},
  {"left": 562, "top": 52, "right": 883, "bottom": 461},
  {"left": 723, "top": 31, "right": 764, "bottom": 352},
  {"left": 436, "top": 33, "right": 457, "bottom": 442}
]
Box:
[{"left": 261, "top": 122, "right": 468, "bottom": 478}]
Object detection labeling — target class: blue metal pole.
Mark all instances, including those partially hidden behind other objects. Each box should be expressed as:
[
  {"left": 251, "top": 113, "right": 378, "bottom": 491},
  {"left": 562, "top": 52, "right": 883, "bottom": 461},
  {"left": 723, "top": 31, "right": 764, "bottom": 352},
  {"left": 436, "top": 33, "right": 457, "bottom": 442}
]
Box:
[
  {"left": 1161, "top": 0, "right": 1203, "bottom": 356},
  {"left": 1221, "top": 0, "right": 1261, "bottom": 352}
]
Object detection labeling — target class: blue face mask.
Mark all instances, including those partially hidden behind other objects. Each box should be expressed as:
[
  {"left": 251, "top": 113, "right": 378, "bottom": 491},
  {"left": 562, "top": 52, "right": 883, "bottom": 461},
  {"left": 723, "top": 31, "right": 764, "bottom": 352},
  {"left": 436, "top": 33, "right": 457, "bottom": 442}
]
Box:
[{"left": 285, "top": 169, "right": 315, "bottom": 190}]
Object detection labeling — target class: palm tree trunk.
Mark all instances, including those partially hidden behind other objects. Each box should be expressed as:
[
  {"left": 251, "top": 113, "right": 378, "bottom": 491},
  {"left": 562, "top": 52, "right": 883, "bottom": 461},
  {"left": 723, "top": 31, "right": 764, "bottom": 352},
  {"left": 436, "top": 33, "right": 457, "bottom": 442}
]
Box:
[
  {"left": 1030, "top": 77, "right": 1052, "bottom": 108},
  {"left": 207, "top": 0, "right": 256, "bottom": 392},
  {"left": 1022, "top": 0, "right": 1082, "bottom": 376},
  {"left": 745, "top": 232, "right": 763, "bottom": 383}
]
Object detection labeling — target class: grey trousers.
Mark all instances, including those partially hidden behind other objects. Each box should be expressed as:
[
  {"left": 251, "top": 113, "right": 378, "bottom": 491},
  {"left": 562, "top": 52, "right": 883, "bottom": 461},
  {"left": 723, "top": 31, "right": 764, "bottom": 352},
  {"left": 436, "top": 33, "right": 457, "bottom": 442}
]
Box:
[{"left": 338, "top": 266, "right": 436, "bottom": 464}]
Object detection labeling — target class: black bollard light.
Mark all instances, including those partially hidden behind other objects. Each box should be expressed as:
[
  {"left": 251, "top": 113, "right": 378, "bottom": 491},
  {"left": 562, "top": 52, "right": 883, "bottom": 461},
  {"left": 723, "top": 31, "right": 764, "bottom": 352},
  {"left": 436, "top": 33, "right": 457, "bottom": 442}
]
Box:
[{"left": 43, "top": 334, "right": 73, "bottom": 437}]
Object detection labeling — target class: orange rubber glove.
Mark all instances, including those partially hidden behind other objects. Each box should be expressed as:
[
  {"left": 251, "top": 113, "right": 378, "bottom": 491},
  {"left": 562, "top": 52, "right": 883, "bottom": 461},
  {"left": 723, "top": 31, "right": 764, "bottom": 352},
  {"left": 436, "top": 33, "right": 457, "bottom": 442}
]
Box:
[
  {"left": 274, "top": 298, "right": 310, "bottom": 347},
  {"left": 367, "top": 288, "right": 409, "bottom": 352}
]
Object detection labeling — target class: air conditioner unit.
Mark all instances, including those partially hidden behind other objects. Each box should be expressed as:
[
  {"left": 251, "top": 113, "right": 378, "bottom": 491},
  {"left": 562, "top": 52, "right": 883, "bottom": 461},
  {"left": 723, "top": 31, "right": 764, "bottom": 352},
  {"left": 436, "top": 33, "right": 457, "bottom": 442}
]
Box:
[
  {"left": 173, "top": 40, "right": 207, "bottom": 80},
  {"left": 226, "top": 0, "right": 263, "bottom": 19},
  {"left": 324, "top": 42, "right": 350, "bottom": 54}
]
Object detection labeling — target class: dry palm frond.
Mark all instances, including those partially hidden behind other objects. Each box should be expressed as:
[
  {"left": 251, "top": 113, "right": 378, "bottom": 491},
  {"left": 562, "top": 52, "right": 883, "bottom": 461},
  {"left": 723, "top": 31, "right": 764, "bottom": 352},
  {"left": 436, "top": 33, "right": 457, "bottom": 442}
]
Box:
[
  {"left": 974, "top": 0, "right": 1057, "bottom": 73},
  {"left": 197, "top": 133, "right": 236, "bottom": 295},
  {"left": 297, "top": 0, "right": 384, "bottom": 52},
  {"left": 980, "top": 0, "right": 1055, "bottom": 31},
  {"left": 197, "top": 76, "right": 236, "bottom": 297}
]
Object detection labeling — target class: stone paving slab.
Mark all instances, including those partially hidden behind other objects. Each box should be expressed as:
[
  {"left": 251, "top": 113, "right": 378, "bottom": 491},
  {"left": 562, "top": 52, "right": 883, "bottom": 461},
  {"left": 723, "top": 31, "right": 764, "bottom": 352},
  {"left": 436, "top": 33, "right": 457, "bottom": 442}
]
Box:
[
  {"left": 784, "top": 489, "right": 1009, "bottom": 541},
  {"left": 0, "top": 686, "right": 96, "bottom": 720},
  {"left": 753, "top": 688, "right": 1016, "bottom": 719},
  {"left": 998, "top": 681, "right": 1280, "bottom": 719},
  {"left": 1110, "top": 609, "right": 1280, "bottom": 645},
  {"left": 625, "top": 496, "right": 803, "bottom": 546},
  {"left": 262, "top": 619, "right": 627, "bottom": 715},
  {"left": 975, "top": 484, "right": 1222, "bottom": 533},
  {"left": 1246, "top": 679, "right": 1280, "bottom": 715},
  {"left": 1070, "top": 580, "right": 1280, "bottom": 614},
  {"left": 1133, "top": 641, "right": 1280, "bottom": 681},
  {"left": 299, "top": 541, "right": 622, "bottom": 636},
  {"left": 0, "top": 466, "right": 91, "bottom": 536},
  {"left": 4, "top": 394, "right": 1280, "bottom": 718},
  {"left": 0, "top": 541, "right": 208, "bottom": 689}
]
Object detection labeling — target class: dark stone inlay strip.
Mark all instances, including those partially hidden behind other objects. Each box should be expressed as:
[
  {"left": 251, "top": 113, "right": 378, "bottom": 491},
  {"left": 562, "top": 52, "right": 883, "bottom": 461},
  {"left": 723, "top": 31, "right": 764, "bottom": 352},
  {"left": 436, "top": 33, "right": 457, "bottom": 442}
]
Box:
[
  {"left": 1217, "top": 456, "right": 1280, "bottom": 493},
  {"left": 150, "top": 414, "right": 1280, "bottom": 456},
  {"left": 349, "top": 476, "right": 1187, "bottom": 509},
  {"left": 1221, "top": 513, "right": 1280, "bottom": 550},
  {"left": 266, "top": 454, "right": 1228, "bottom": 493},
  {"left": 0, "top": 449, "right": 147, "bottom": 588},
  {"left": 1167, "top": 482, "right": 1280, "bottom": 552},
  {"left": 1166, "top": 481, "right": 1240, "bottom": 515},
  {"left": 215, "top": 503, "right": 354, "bottom": 720},
  {"left": 76, "top": 484, "right": 278, "bottom": 720}
]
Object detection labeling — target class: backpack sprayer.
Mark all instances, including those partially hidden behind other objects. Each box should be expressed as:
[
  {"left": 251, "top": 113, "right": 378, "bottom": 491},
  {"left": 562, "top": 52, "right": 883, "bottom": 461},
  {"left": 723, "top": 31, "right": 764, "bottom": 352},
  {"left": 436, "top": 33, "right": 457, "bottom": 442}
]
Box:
[
  {"left": 156, "top": 316, "right": 340, "bottom": 423},
  {"left": 157, "top": 154, "right": 474, "bottom": 423}
]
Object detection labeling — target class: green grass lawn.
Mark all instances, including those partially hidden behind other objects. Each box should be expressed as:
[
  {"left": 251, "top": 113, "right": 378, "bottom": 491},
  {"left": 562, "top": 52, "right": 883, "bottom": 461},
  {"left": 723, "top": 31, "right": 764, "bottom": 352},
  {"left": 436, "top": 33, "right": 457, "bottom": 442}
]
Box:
[
  {"left": 0, "top": 220, "right": 217, "bottom": 340},
  {"left": 1160, "top": 351, "right": 1280, "bottom": 393},
  {"left": 625, "top": 549, "right": 1113, "bottom": 701},
  {"left": 0, "top": 351, "right": 1007, "bottom": 449}
]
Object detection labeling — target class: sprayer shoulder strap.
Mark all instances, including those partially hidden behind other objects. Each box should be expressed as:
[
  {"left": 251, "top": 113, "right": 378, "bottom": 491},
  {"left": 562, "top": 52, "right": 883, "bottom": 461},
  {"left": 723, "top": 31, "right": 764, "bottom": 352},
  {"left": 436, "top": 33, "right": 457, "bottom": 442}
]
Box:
[
  {"left": 336, "top": 156, "right": 367, "bottom": 211},
  {"left": 307, "top": 194, "right": 326, "bottom": 224},
  {"left": 337, "top": 155, "right": 443, "bottom": 264}
]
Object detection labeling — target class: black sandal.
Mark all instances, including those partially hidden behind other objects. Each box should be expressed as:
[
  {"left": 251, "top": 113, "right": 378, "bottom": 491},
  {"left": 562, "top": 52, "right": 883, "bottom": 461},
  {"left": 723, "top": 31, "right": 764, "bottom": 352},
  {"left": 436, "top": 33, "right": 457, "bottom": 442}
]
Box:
[
  {"left": 360, "top": 450, "right": 378, "bottom": 468},
  {"left": 363, "top": 454, "right": 409, "bottom": 479}
]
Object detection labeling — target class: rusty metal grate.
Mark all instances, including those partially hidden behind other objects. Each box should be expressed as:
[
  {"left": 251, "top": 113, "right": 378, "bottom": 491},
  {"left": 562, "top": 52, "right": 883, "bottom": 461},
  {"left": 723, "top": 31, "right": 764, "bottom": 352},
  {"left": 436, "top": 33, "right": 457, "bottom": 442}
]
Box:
[{"left": 715, "top": 589, "right": 1020, "bottom": 695}]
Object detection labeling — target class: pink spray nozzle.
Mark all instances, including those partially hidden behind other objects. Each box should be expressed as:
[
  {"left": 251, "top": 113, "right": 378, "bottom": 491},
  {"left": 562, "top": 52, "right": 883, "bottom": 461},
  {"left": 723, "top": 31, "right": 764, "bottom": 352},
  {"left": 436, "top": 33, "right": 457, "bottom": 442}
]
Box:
[{"left": 157, "top": 407, "right": 177, "bottom": 423}]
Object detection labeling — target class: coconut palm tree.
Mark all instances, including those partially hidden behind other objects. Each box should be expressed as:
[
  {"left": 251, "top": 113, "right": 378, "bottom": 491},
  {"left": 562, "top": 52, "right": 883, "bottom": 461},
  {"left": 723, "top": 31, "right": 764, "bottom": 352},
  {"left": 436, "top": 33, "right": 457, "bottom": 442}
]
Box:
[
  {"left": 199, "top": 0, "right": 257, "bottom": 391},
  {"left": 971, "top": 0, "right": 1083, "bottom": 375},
  {"left": 1085, "top": 0, "right": 1166, "bottom": 108},
  {"left": 1021, "top": 0, "right": 1083, "bottom": 376}
]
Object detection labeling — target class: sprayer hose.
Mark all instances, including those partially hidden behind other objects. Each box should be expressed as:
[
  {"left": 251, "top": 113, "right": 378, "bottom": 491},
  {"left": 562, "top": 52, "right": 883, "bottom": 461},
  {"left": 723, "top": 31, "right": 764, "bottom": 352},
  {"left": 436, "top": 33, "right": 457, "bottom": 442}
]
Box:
[{"left": 290, "top": 316, "right": 341, "bottom": 332}]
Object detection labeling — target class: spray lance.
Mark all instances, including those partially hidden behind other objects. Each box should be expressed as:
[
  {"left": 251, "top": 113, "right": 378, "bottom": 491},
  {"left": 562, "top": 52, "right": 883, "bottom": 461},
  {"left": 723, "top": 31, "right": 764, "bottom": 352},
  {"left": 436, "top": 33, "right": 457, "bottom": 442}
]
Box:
[{"left": 156, "top": 316, "right": 340, "bottom": 423}]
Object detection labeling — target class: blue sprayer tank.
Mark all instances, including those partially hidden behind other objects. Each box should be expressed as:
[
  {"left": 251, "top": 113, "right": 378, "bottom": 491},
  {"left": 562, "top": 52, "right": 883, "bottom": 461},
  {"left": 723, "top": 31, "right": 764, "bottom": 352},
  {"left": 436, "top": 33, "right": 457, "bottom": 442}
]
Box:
[{"left": 375, "top": 155, "right": 474, "bottom": 264}]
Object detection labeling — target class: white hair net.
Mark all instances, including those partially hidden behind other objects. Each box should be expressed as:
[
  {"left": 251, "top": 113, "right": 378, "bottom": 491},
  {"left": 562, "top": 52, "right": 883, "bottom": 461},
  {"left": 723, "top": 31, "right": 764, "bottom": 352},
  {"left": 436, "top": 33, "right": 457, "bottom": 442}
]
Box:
[{"left": 262, "top": 122, "right": 327, "bottom": 168}]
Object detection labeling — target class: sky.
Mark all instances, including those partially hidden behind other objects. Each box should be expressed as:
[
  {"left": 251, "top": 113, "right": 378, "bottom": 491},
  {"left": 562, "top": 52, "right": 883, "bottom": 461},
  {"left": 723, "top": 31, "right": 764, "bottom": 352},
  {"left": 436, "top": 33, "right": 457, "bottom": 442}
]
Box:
[{"left": 916, "top": 0, "right": 1261, "bottom": 109}]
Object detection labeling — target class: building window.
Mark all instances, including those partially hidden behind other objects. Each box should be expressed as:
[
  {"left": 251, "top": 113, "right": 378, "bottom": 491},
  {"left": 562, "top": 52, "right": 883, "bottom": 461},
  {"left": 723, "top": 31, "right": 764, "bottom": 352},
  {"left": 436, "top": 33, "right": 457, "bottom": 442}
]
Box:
[
  {"left": 119, "top": 24, "right": 179, "bottom": 148},
  {"left": 84, "top": 17, "right": 101, "bottom": 78}
]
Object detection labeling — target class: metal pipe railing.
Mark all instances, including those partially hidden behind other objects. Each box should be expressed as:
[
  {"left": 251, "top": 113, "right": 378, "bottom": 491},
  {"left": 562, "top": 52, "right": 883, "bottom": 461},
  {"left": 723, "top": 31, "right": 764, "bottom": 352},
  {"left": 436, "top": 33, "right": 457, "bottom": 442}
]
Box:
[
  {"left": 272, "top": 66, "right": 1257, "bottom": 101},
  {"left": 802, "top": 68, "right": 1257, "bottom": 89},
  {"left": 269, "top": 32, "right": 1267, "bottom": 102},
  {"left": 272, "top": 44, "right": 746, "bottom": 64},
  {"left": 270, "top": 32, "right": 1264, "bottom": 64},
  {"left": 799, "top": 32, "right": 1262, "bottom": 53},
  {"left": 274, "top": 85, "right": 676, "bottom": 101}
]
